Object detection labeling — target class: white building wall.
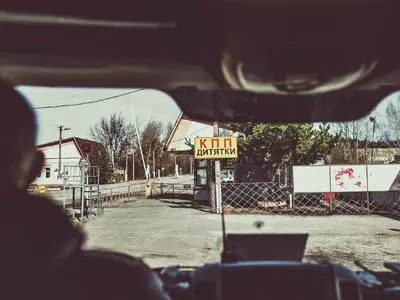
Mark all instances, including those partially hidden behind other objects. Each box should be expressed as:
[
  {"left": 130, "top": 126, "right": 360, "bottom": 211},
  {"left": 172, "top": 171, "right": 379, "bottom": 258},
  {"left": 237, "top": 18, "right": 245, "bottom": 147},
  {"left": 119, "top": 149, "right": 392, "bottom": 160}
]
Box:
[
  {"left": 34, "top": 141, "right": 82, "bottom": 186},
  {"left": 167, "top": 119, "right": 238, "bottom": 152}
]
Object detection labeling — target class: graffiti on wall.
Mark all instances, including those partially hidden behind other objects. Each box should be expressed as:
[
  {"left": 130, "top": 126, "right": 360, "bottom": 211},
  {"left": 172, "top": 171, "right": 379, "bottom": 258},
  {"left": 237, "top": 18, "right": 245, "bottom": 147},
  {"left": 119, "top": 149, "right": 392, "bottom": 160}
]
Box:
[
  {"left": 331, "top": 166, "right": 367, "bottom": 192},
  {"left": 293, "top": 164, "right": 399, "bottom": 193},
  {"left": 334, "top": 168, "right": 362, "bottom": 189}
]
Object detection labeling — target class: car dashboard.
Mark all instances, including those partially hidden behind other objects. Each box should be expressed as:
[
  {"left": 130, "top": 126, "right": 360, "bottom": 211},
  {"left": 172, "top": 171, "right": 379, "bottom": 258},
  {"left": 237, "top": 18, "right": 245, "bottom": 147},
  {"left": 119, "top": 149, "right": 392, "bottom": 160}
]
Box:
[{"left": 154, "top": 261, "right": 400, "bottom": 300}]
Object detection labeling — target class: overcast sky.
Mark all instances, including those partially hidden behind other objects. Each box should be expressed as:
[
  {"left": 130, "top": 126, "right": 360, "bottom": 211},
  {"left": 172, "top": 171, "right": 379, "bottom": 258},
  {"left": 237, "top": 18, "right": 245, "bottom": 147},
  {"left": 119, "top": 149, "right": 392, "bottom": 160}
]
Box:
[
  {"left": 17, "top": 86, "right": 399, "bottom": 146},
  {"left": 17, "top": 87, "right": 181, "bottom": 145}
]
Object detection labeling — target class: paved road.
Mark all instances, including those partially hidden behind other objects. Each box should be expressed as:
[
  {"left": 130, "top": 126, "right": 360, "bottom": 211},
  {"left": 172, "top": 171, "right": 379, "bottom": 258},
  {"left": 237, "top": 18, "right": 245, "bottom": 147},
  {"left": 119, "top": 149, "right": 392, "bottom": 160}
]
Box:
[
  {"left": 83, "top": 198, "right": 400, "bottom": 270},
  {"left": 84, "top": 199, "right": 221, "bottom": 268}
]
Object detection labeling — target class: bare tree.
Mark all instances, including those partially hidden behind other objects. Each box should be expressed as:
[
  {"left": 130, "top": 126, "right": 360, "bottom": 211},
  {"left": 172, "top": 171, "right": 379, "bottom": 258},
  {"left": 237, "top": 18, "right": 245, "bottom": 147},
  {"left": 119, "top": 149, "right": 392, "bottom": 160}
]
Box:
[
  {"left": 140, "top": 120, "right": 163, "bottom": 165},
  {"left": 372, "top": 96, "right": 400, "bottom": 162},
  {"left": 162, "top": 121, "right": 174, "bottom": 144},
  {"left": 383, "top": 96, "right": 400, "bottom": 148},
  {"left": 90, "top": 113, "right": 136, "bottom": 170},
  {"left": 330, "top": 119, "right": 371, "bottom": 164}
]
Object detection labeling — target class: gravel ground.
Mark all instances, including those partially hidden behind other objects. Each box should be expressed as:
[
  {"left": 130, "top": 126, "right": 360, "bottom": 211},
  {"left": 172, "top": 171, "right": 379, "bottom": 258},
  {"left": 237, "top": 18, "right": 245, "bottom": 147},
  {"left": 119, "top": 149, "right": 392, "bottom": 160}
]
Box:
[{"left": 83, "top": 198, "right": 400, "bottom": 271}]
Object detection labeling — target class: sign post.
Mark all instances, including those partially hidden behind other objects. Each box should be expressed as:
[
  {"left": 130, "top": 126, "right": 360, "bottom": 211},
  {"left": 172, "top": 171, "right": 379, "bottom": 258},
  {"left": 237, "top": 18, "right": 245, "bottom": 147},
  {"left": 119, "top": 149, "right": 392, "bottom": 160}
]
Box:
[
  {"left": 213, "top": 122, "right": 221, "bottom": 214},
  {"left": 215, "top": 160, "right": 222, "bottom": 214},
  {"left": 194, "top": 135, "right": 238, "bottom": 213},
  {"left": 79, "top": 158, "right": 90, "bottom": 223}
]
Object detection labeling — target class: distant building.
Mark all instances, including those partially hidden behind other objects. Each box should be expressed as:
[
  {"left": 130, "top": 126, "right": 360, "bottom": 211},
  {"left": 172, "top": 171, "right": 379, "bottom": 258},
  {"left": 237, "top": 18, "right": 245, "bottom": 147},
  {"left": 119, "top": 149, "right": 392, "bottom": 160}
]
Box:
[
  {"left": 34, "top": 137, "right": 102, "bottom": 187},
  {"left": 164, "top": 112, "right": 235, "bottom": 153},
  {"left": 368, "top": 148, "right": 400, "bottom": 164},
  {"left": 331, "top": 145, "right": 400, "bottom": 164}
]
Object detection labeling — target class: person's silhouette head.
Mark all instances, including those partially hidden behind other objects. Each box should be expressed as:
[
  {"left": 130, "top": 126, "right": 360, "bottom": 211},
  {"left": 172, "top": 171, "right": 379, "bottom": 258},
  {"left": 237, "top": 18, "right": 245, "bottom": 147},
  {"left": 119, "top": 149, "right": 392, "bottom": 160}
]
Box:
[{"left": 0, "top": 80, "right": 44, "bottom": 190}]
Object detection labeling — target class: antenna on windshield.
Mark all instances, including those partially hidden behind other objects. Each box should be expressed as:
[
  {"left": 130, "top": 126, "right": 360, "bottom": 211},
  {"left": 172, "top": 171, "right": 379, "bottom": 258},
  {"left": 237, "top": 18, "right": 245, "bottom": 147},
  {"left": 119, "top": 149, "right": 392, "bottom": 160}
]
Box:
[
  {"left": 221, "top": 200, "right": 227, "bottom": 252},
  {"left": 212, "top": 105, "right": 236, "bottom": 263},
  {"left": 220, "top": 203, "right": 236, "bottom": 263}
]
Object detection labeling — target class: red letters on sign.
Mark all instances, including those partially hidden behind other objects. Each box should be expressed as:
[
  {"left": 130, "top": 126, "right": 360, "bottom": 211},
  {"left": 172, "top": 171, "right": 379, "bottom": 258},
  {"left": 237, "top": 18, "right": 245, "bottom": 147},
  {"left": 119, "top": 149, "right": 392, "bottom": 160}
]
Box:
[
  {"left": 211, "top": 138, "right": 220, "bottom": 148},
  {"left": 200, "top": 139, "right": 207, "bottom": 148},
  {"left": 224, "top": 138, "right": 232, "bottom": 148}
]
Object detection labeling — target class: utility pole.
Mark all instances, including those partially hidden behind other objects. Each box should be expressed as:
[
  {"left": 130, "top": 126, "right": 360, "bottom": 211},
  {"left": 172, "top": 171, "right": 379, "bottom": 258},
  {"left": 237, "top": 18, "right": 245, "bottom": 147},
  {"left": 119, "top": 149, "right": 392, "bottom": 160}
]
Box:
[
  {"left": 125, "top": 151, "right": 129, "bottom": 182},
  {"left": 370, "top": 116, "right": 376, "bottom": 164},
  {"left": 365, "top": 138, "right": 368, "bottom": 164},
  {"left": 58, "top": 126, "right": 62, "bottom": 177},
  {"left": 353, "top": 121, "right": 359, "bottom": 164},
  {"left": 189, "top": 156, "right": 193, "bottom": 174},
  {"left": 174, "top": 153, "right": 178, "bottom": 178},
  {"left": 131, "top": 105, "right": 148, "bottom": 180},
  {"left": 213, "top": 121, "right": 222, "bottom": 214},
  {"left": 153, "top": 149, "right": 156, "bottom": 178},
  {"left": 132, "top": 151, "right": 135, "bottom": 181},
  {"left": 57, "top": 125, "right": 71, "bottom": 178}
]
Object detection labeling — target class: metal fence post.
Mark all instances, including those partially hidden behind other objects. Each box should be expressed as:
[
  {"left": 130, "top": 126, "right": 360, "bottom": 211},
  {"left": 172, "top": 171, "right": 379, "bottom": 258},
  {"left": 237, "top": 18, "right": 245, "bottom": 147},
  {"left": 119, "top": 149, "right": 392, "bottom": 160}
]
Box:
[
  {"left": 80, "top": 187, "right": 85, "bottom": 223},
  {"left": 72, "top": 187, "right": 76, "bottom": 210},
  {"left": 366, "top": 164, "right": 370, "bottom": 214},
  {"left": 89, "top": 185, "right": 92, "bottom": 219},
  {"left": 328, "top": 165, "right": 333, "bottom": 214},
  {"left": 261, "top": 182, "right": 267, "bottom": 212},
  {"left": 97, "top": 191, "right": 101, "bottom": 216},
  {"left": 289, "top": 193, "right": 293, "bottom": 209},
  {"left": 211, "top": 182, "right": 217, "bottom": 213},
  {"left": 128, "top": 185, "right": 131, "bottom": 202},
  {"left": 80, "top": 164, "right": 85, "bottom": 223}
]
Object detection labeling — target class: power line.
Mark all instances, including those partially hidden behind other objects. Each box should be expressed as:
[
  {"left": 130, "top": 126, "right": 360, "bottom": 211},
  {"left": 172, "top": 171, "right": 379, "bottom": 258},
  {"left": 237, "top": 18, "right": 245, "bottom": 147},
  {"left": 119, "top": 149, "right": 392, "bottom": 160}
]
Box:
[
  {"left": 169, "top": 124, "right": 234, "bottom": 144},
  {"left": 170, "top": 125, "right": 211, "bottom": 143},
  {"left": 32, "top": 89, "right": 145, "bottom": 110}
]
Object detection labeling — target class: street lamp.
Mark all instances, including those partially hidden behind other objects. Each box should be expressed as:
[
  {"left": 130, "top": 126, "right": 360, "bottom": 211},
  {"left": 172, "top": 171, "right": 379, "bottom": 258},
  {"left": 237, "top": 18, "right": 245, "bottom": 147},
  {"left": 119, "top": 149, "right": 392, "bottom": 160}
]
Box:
[
  {"left": 58, "top": 125, "right": 71, "bottom": 178},
  {"left": 369, "top": 116, "right": 376, "bottom": 164}
]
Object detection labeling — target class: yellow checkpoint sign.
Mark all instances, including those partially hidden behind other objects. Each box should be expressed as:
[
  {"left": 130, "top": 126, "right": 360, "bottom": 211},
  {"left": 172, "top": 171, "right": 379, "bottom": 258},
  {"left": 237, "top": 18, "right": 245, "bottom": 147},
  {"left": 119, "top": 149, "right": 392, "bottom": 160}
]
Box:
[
  {"left": 38, "top": 185, "right": 47, "bottom": 194},
  {"left": 194, "top": 137, "right": 238, "bottom": 159}
]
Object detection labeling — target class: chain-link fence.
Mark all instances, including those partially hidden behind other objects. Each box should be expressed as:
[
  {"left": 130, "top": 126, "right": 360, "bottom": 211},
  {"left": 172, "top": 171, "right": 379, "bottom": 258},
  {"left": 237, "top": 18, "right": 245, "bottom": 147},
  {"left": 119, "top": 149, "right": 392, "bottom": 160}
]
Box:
[
  {"left": 293, "top": 192, "right": 371, "bottom": 215},
  {"left": 222, "top": 182, "right": 400, "bottom": 216},
  {"left": 369, "top": 191, "right": 400, "bottom": 214},
  {"left": 222, "top": 182, "right": 292, "bottom": 214}
]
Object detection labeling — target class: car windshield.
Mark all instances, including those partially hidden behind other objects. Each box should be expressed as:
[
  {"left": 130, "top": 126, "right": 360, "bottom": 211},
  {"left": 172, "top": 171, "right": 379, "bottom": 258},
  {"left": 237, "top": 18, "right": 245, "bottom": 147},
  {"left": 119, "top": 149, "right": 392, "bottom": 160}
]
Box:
[{"left": 21, "top": 86, "right": 400, "bottom": 270}]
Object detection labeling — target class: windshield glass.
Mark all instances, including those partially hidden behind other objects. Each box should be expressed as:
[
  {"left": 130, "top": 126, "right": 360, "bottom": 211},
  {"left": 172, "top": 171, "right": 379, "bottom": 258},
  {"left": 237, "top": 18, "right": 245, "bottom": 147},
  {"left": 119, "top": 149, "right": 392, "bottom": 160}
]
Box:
[{"left": 21, "top": 86, "right": 400, "bottom": 270}]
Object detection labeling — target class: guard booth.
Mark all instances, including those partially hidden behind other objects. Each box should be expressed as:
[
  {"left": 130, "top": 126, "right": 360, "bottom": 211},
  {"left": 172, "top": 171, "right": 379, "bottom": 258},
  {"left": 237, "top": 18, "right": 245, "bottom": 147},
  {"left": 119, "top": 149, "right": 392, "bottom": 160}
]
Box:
[
  {"left": 194, "top": 159, "right": 236, "bottom": 199},
  {"left": 194, "top": 159, "right": 213, "bottom": 202}
]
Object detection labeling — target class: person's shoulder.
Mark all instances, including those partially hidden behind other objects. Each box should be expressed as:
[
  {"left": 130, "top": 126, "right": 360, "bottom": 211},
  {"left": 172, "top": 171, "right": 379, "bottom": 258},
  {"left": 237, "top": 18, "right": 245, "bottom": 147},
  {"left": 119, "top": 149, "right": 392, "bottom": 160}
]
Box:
[
  {"left": 0, "top": 187, "right": 84, "bottom": 290},
  {"left": 69, "top": 250, "right": 171, "bottom": 300},
  {"left": 0, "top": 186, "right": 63, "bottom": 215}
]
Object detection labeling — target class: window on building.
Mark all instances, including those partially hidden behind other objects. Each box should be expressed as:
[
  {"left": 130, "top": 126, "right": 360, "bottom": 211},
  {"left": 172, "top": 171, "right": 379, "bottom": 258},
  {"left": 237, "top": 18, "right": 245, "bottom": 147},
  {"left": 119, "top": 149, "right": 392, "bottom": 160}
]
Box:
[
  {"left": 195, "top": 160, "right": 209, "bottom": 186},
  {"left": 45, "top": 167, "right": 51, "bottom": 178}
]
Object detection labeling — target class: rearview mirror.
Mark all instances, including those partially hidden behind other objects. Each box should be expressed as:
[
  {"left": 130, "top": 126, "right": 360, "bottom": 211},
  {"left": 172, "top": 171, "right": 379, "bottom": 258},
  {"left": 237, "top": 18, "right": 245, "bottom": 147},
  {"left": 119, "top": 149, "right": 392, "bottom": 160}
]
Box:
[{"left": 169, "top": 86, "right": 396, "bottom": 123}]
